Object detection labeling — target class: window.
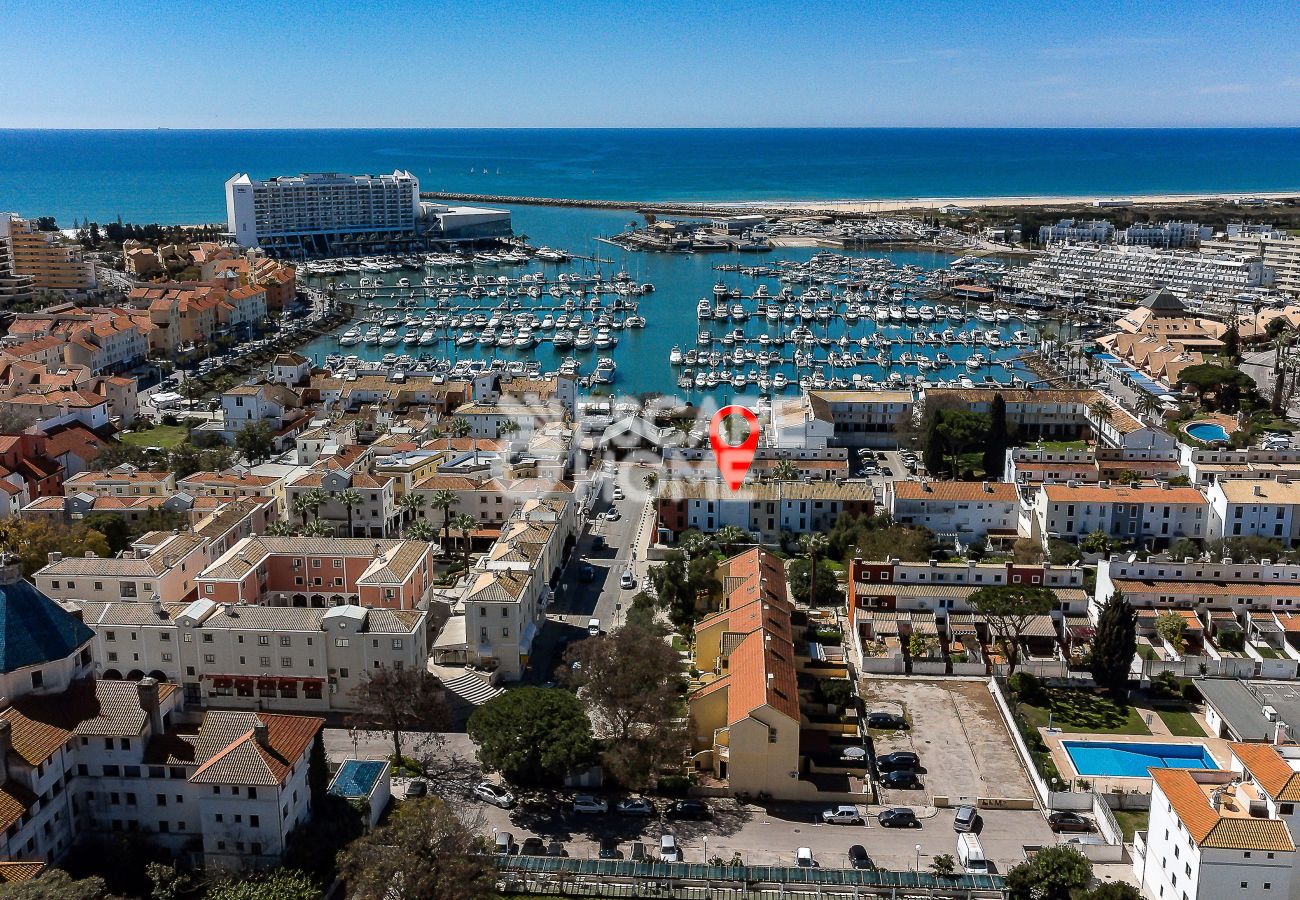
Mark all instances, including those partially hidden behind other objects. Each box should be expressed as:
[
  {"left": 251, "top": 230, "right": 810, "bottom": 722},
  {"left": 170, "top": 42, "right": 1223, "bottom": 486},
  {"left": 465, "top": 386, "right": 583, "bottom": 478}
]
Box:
[
  {"left": 30, "top": 671, "right": 43, "bottom": 689},
  {"left": 258, "top": 636, "right": 269, "bottom": 645},
  {"left": 120, "top": 583, "right": 137, "bottom": 598},
  {"left": 280, "top": 636, "right": 291, "bottom": 647},
  {"left": 392, "top": 638, "right": 403, "bottom": 649},
  {"left": 333, "top": 560, "right": 342, "bottom": 568},
  {"left": 204, "top": 584, "right": 213, "bottom": 594},
  {"left": 339, "top": 668, "right": 349, "bottom": 679},
  {"left": 204, "top": 654, "right": 216, "bottom": 664},
  {"left": 260, "top": 656, "right": 271, "bottom": 667},
  {"left": 203, "top": 633, "right": 213, "bottom": 643},
  {"left": 335, "top": 638, "right": 349, "bottom": 647},
  {"left": 281, "top": 657, "right": 293, "bottom": 667}
]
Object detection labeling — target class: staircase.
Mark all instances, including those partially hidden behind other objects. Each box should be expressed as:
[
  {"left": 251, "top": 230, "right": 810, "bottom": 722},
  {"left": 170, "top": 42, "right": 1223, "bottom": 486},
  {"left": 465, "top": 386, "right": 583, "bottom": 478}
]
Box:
[{"left": 442, "top": 671, "right": 504, "bottom": 706}]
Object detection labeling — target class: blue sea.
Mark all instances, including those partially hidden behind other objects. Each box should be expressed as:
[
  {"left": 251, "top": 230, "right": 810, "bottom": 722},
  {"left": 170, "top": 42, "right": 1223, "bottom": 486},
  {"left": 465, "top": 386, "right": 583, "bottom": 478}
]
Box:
[{"left": 3, "top": 128, "right": 1298, "bottom": 396}]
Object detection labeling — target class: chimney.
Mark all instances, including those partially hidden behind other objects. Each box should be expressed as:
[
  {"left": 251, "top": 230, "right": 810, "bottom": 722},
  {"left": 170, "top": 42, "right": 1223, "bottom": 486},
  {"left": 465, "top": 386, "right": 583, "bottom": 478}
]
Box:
[
  {"left": 981, "top": 481, "right": 990, "bottom": 492},
  {"left": 254, "top": 720, "right": 270, "bottom": 749},
  {"left": 1160, "top": 481, "right": 1171, "bottom": 490},
  {"left": 1255, "top": 484, "right": 1263, "bottom": 497},
  {"left": 48, "top": 551, "right": 62, "bottom": 564},
  {"left": 136, "top": 677, "right": 163, "bottom": 735},
  {"left": 1275, "top": 721, "right": 1290, "bottom": 747},
  {"left": 0, "top": 719, "right": 10, "bottom": 784}
]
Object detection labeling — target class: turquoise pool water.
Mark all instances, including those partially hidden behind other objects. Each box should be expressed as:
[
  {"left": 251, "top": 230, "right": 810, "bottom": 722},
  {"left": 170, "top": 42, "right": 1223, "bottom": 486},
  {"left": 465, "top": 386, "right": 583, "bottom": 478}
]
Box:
[
  {"left": 1063, "top": 741, "right": 1217, "bottom": 778},
  {"left": 330, "top": 759, "right": 385, "bottom": 798},
  {"left": 1186, "top": 422, "right": 1230, "bottom": 443}
]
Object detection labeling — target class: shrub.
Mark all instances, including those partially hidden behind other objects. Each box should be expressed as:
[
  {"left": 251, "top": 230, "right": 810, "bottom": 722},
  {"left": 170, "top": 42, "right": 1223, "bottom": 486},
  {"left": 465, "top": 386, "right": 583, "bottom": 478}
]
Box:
[
  {"left": 1008, "top": 671, "right": 1044, "bottom": 704},
  {"left": 1181, "top": 681, "right": 1202, "bottom": 704},
  {"left": 1048, "top": 538, "right": 1082, "bottom": 565}
]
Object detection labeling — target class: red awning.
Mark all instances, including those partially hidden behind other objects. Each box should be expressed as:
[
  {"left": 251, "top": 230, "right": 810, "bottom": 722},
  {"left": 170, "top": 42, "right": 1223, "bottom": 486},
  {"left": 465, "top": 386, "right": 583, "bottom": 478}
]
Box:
[
  {"left": 278, "top": 678, "right": 299, "bottom": 688},
  {"left": 212, "top": 677, "right": 233, "bottom": 687},
  {"left": 257, "top": 678, "right": 277, "bottom": 688},
  {"left": 234, "top": 677, "right": 255, "bottom": 686}
]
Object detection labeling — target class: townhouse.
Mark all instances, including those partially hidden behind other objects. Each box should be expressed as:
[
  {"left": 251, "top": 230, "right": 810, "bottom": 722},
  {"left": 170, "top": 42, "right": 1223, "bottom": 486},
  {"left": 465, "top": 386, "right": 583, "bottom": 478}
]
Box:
[
  {"left": 283, "top": 463, "right": 395, "bottom": 537},
  {"left": 1208, "top": 477, "right": 1300, "bottom": 545},
  {"left": 686, "top": 549, "right": 807, "bottom": 800},
  {"left": 63, "top": 466, "right": 177, "bottom": 498},
  {"left": 655, "top": 479, "right": 874, "bottom": 542},
  {"left": 72, "top": 598, "right": 426, "bottom": 712},
  {"left": 472, "top": 372, "right": 577, "bottom": 418},
  {"left": 1035, "top": 481, "right": 1209, "bottom": 546},
  {"left": 885, "top": 480, "right": 1019, "bottom": 542},
  {"left": 410, "top": 473, "right": 575, "bottom": 532},
  {"left": 0, "top": 560, "right": 323, "bottom": 870},
  {"left": 806, "top": 389, "right": 915, "bottom": 448},
  {"left": 767, "top": 394, "right": 836, "bottom": 450},
  {"left": 194, "top": 536, "right": 437, "bottom": 611},
  {"left": 458, "top": 498, "right": 573, "bottom": 682},
  {"left": 35, "top": 531, "right": 210, "bottom": 607},
  {"left": 1185, "top": 448, "right": 1300, "bottom": 488},
  {"left": 1138, "top": 766, "right": 1294, "bottom": 900},
  {"left": 923, "top": 387, "right": 1101, "bottom": 440}
]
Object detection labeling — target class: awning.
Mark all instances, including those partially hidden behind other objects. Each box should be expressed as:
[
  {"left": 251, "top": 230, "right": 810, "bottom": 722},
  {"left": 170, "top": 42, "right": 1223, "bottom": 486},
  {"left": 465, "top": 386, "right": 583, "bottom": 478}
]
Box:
[
  {"left": 433, "top": 616, "right": 468, "bottom": 651},
  {"left": 1021, "top": 616, "right": 1059, "bottom": 638},
  {"left": 257, "top": 678, "right": 277, "bottom": 688},
  {"left": 211, "top": 677, "right": 232, "bottom": 687},
  {"left": 278, "top": 678, "right": 299, "bottom": 688}
]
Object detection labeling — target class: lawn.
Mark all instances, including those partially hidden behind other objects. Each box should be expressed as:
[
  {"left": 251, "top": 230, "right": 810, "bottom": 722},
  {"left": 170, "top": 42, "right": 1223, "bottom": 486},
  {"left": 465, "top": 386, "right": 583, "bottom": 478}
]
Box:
[
  {"left": 1255, "top": 644, "right": 1281, "bottom": 659},
  {"left": 1032, "top": 439, "right": 1088, "bottom": 451},
  {"left": 1136, "top": 644, "right": 1159, "bottom": 661},
  {"left": 1111, "top": 809, "right": 1149, "bottom": 842},
  {"left": 1156, "top": 706, "right": 1206, "bottom": 737},
  {"left": 1018, "top": 688, "right": 1151, "bottom": 735},
  {"left": 119, "top": 424, "right": 190, "bottom": 449}
]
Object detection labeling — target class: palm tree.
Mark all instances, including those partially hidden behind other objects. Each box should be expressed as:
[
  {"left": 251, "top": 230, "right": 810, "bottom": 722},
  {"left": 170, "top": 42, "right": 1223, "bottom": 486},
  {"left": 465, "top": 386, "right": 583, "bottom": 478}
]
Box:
[
  {"left": 770, "top": 458, "right": 798, "bottom": 482},
  {"left": 498, "top": 419, "right": 521, "bottom": 443},
  {"left": 265, "top": 520, "right": 295, "bottom": 537},
  {"left": 397, "top": 491, "right": 426, "bottom": 532},
  {"left": 1136, "top": 393, "right": 1162, "bottom": 423},
  {"left": 303, "top": 517, "right": 334, "bottom": 537},
  {"left": 643, "top": 472, "right": 658, "bottom": 491},
  {"left": 292, "top": 488, "right": 327, "bottom": 528},
  {"left": 452, "top": 513, "right": 477, "bottom": 569},
  {"left": 448, "top": 416, "right": 475, "bottom": 463},
  {"left": 1089, "top": 399, "right": 1113, "bottom": 431},
  {"left": 405, "top": 520, "right": 437, "bottom": 541},
  {"left": 429, "top": 488, "right": 458, "bottom": 553},
  {"left": 799, "top": 532, "right": 830, "bottom": 605},
  {"left": 715, "top": 525, "right": 748, "bottom": 556},
  {"left": 337, "top": 488, "right": 363, "bottom": 537}
]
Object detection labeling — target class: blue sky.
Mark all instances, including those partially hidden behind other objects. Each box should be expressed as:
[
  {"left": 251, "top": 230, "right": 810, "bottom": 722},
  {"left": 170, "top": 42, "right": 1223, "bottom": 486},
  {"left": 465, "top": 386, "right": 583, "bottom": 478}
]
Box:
[{"left": 4, "top": 0, "right": 1299, "bottom": 128}]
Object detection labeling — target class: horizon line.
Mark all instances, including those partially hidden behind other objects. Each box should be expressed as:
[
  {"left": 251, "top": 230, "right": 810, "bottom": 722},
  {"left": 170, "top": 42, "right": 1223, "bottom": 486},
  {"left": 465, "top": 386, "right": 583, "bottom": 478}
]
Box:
[{"left": 4, "top": 125, "right": 1300, "bottom": 133}]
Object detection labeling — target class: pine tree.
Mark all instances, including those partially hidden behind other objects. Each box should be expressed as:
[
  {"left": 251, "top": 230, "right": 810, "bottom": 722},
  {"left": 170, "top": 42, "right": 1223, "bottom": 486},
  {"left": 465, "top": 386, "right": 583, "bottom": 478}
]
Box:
[
  {"left": 1090, "top": 590, "right": 1137, "bottom": 695},
  {"left": 923, "top": 411, "right": 945, "bottom": 476},
  {"left": 983, "top": 392, "right": 1010, "bottom": 478}
]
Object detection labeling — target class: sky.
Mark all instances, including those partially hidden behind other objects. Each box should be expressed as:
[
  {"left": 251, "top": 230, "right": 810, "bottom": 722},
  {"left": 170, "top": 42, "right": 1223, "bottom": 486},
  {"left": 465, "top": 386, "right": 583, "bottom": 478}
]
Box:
[{"left": 3, "top": 0, "right": 1299, "bottom": 129}]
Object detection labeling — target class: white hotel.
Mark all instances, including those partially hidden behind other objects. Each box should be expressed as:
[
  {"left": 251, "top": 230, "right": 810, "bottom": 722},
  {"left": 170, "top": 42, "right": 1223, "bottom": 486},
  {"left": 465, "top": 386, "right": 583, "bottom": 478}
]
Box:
[
  {"left": 225, "top": 170, "right": 421, "bottom": 255},
  {"left": 1026, "top": 243, "right": 1273, "bottom": 301}
]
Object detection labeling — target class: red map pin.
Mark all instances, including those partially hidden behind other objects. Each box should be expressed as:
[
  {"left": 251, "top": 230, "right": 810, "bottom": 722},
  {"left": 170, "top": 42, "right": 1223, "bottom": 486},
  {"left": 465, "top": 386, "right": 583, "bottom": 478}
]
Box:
[{"left": 710, "top": 405, "right": 760, "bottom": 491}]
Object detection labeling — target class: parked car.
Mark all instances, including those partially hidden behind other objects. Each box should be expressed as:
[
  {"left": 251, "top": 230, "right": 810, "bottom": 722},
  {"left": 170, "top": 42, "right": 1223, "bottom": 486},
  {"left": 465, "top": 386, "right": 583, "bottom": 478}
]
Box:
[
  {"left": 878, "top": 808, "right": 920, "bottom": 828},
  {"left": 796, "top": 847, "right": 815, "bottom": 868},
  {"left": 579, "top": 564, "right": 595, "bottom": 583},
  {"left": 573, "top": 794, "right": 609, "bottom": 814},
  {"left": 521, "top": 837, "right": 547, "bottom": 856},
  {"left": 659, "top": 834, "right": 680, "bottom": 862},
  {"left": 876, "top": 751, "right": 920, "bottom": 771},
  {"left": 613, "top": 487, "right": 625, "bottom": 500},
  {"left": 867, "top": 712, "right": 908, "bottom": 731},
  {"left": 620, "top": 570, "right": 636, "bottom": 590},
  {"left": 405, "top": 779, "right": 428, "bottom": 798},
  {"left": 604, "top": 507, "right": 620, "bottom": 521},
  {"left": 616, "top": 796, "right": 656, "bottom": 817},
  {"left": 821, "top": 805, "right": 864, "bottom": 825},
  {"left": 630, "top": 841, "right": 647, "bottom": 862},
  {"left": 953, "top": 805, "right": 980, "bottom": 833},
  {"left": 592, "top": 535, "right": 607, "bottom": 552},
  {"left": 1048, "top": 812, "right": 1094, "bottom": 833},
  {"left": 495, "top": 832, "right": 515, "bottom": 854},
  {"left": 881, "top": 770, "right": 921, "bottom": 789},
  {"left": 848, "top": 844, "right": 872, "bottom": 869},
  {"left": 881, "top": 466, "right": 893, "bottom": 476},
  {"left": 473, "top": 781, "right": 516, "bottom": 809},
  {"left": 598, "top": 838, "right": 621, "bottom": 859},
  {"left": 666, "top": 799, "right": 711, "bottom": 819},
  {"left": 546, "top": 840, "right": 567, "bottom": 857}
]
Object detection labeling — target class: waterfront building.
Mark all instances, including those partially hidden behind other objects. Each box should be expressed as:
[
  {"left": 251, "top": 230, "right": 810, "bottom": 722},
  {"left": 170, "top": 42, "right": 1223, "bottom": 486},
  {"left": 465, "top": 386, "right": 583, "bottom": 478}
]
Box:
[
  {"left": 0, "top": 214, "right": 96, "bottom": 295},
  {"left": 767, "top": 394, "right": 835, "bottom": 450},
  {"left": 225, "top": 171, "right": 421, "bottom": 255},
  {"left": 885, "top": 480, "right": 1019, "bottom": 544},
  {"left": 418, "top": 201, "right": 512, "bottom": 240},
  {"left": 1098, "top": 286, "right": 1230, "bottom": 388},
  {"left": 806, "top": 389, "right": 915, "bottom": 449},
  {"left": 1033, "top": 480, "right": 1208, "bottom": 546},
  {"left": 1028, "top": 243, "right": 1272, "bottom": 301},
  {"left": 70, "top": 598, "right": 426, "bottom": 711},
  {"left": 1119, "top": 220, "right": 1210, "bottom": 248},
  {"left": 923, "top": 388, "right": 1101, "bottom": 441},
  {"left": 1202, "top": 231, "right": 1300, "bottom": 299},
  {"left": 1038, "top": 218, "right": 1115, "bottom": 245},
  {"left": 1136, "top": 766, "right": 1294, "bottom": 900}
]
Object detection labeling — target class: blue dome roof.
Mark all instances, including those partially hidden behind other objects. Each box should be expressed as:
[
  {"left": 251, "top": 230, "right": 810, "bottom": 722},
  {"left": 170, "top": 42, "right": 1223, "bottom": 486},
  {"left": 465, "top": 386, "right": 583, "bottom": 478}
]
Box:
[{"left": 0, "top": 577, "right": 95, "bottom": 674}]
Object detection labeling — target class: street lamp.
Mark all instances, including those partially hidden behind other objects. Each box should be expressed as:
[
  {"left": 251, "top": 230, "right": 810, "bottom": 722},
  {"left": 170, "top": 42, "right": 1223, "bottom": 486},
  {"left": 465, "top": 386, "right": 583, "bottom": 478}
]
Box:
[
  {"left": 915, "top": 843, "right": 922, "bottom": 872},
  {"left": 703, "top": 835, "right": 709, "bottom": 863}
]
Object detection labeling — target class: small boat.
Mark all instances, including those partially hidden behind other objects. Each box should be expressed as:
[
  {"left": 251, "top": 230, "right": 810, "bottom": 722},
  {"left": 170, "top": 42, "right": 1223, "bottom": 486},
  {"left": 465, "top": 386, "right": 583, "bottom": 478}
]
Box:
[
  {"left": 339, "top": 327, "right": 362, "bottom": 346},
  {"left": 669, "top": 345, "right": 683, "bottom": 365}
]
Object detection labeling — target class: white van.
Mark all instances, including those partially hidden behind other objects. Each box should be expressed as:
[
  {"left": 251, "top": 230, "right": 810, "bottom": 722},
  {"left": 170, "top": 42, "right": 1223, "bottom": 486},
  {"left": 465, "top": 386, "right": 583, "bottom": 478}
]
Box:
[
  {"left": 587, "top": 618, "right": 601, "bottom": 636},
  {"left": 957, "top": 833, "right": 987, "bottom": 874}
]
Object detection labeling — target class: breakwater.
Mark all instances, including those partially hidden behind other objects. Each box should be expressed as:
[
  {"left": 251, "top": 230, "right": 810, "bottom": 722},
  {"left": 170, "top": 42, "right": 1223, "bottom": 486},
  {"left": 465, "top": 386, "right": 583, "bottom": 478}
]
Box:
[{"left": 421, "top": 192, "right": 883, "bottom": 220}]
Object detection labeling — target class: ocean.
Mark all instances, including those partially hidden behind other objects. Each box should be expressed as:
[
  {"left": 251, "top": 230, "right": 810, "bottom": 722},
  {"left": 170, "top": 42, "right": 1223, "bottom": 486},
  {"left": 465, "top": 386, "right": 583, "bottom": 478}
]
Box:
[
  {"left": 3, "top": 127, "right": 1297, "bottom": 396},
  {"left": 3, "top": 128, "right": 1300, "bottom": 224}
]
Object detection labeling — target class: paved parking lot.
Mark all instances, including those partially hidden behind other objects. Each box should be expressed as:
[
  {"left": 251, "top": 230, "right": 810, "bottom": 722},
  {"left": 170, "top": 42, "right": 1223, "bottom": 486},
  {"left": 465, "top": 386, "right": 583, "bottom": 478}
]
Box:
[{"left": 861, "top": 678, "right": 1035, "bottom": 806}]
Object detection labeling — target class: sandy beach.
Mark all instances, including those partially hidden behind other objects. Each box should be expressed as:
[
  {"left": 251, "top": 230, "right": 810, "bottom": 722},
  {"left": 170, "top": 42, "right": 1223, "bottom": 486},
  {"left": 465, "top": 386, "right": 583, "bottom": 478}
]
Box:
[{"left": 719, "top": 190, "right": 1300, "bottom": 214}]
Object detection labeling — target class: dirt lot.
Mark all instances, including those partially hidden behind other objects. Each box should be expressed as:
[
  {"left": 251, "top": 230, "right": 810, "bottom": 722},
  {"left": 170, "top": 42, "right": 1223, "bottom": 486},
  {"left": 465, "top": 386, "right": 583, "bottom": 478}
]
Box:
[{"left": 860, "top": 678, "right": 1035, "bottom": 806}]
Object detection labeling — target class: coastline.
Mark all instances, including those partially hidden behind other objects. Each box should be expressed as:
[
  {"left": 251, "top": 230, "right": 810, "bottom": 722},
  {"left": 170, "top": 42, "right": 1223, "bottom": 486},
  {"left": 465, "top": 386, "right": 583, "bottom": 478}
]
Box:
[{"left": 423, "top": 189, "right": 1300, "bottom": 216}]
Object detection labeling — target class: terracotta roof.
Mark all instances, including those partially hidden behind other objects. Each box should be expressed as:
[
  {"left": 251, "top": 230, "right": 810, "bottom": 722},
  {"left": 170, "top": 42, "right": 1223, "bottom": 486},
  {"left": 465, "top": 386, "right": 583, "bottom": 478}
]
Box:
[
  {"left": 1042, "top": 483, "right": 1206, "bottom": 504},
  {"left": 0, "top": 861, "right": 44, "bottom": 884},
  {"left": 182, "top": 711, "right": 322, "bottom": 786},
  {"left": 1233, "top": 743, "right": 1300, "bottom": 802},
  {"left": 0, "top": 679, "right": 179, "bottom": 765},
  {"left": 892, "top": 480, "right": 1018, "bottom": 502},
  {"left": 1150, "top": 768, "right": 1294, "bottom": 851}
]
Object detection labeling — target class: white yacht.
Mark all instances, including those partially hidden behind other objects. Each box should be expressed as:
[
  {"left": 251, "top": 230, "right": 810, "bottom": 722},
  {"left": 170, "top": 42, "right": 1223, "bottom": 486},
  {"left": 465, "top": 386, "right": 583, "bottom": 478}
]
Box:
[
  {"left": 339, "top": 327, "right": 362, "bottom": 346},
  {"left": 574, "top": 326, "right": 595, "bottom": 350},
  {"left": 669, "top": 345, "right": 683, "bottom": 365}
]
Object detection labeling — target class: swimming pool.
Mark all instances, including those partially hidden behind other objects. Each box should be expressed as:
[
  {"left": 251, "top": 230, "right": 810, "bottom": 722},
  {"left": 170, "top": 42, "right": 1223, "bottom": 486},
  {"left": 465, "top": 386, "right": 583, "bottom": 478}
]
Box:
[
  {"left": 1063, "top": 741, "right": 1217, "bottom": 777},
  {"left": 1185, "top": 422, "right": 1230, "bottom": 443},
  {"left": 330, "top": 759, "right": 386, "bottom": 798}
]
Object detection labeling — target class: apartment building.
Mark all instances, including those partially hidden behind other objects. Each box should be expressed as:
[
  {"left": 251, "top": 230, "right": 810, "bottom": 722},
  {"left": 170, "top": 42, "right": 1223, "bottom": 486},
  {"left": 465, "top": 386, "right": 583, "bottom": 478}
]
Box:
[
  {"left": 806, "top": 389, "right": 915, "bottom": 448},
  {"left": 35, "top": 531, "right": 210, "bottom": 607},
  {"left": 655, "top": 479, "right": 874, "bottom": 542},
  {"left": 1208, "top": 477, "right": 1300, "bottom": 545},
  {"left": 1185, "top": 448, "right": 1300, "bottom": 487},
  {"left": 662, "top": 446, "right": 851, "bottom": 482},
  {"left": 283, "top": 464, "right": 396, "bottom": 537},
  {"left": 132, "top": 284, "right": 224, "bottom": 356},
  {"left": 460, "top": 499, "right": 572, "bottom": 681},
  {"left": 687, "top": 549, "right": 805, "bottom": 800},
  {"left": 1203, "top": 231, "right": 1300, "bottom": 299},
  {"left": 849, "top": 557, "right": 1088, "bottom": 615},
  {"left": 72, "top": 598, "right": 426, "bottom": 711},
  {"left": 886, "top": 480, "right": 1019, "bottom": 542},
  {"left": 1028, "top": 243, "right": 1271, "bottom": 300},
  {"left": 410, "top": 473, "right": 574, "bottom": 530},
  {"left": 1035, "top": 481, "right": 1208, "bottom": 546},
  {"left": 923, "top": 388, "right": 1100, "bottom": 440},
  {"left": 1038, "top": 218, "right": 1116, "bottom": 244},
  {"left": 225, "top": 171, "right": 421, "bottom": 256},
  {"left": 0, "top": 214, "right": 96, "bottom": 294},
  {"left": 472, "top": 372, "right": 577, "bottom": 418},
  {"left": 1093, "top": 555, "right": 1300, "bottom": 622},
  {"left": 63, "top": 466, "right": 177, "bottom": 497},
  {"left": 195, "top": 536, "right": 437, "bottom": 611},
  {"left": 1138, "top": 767, "right": 1293, "bottom": 900},
  {"left": 1007, "top": 447, "right": 1102, "bottom": 487},
  {"left": 767, "top": 395, "right": 836, "bottom": 450},
  {"left": 1119, "top": 221, "right": 1210, "bottom": 248},
  {"left": 0, "top": 219, "right": 35, "bottom": 308}
]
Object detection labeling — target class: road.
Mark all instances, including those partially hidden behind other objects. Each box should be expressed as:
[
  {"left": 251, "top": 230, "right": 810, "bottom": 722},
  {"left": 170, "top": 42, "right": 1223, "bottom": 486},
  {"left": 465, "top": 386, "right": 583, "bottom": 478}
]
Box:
[{"left": 526, "top": 463, "right": 653, "bottom": 682}]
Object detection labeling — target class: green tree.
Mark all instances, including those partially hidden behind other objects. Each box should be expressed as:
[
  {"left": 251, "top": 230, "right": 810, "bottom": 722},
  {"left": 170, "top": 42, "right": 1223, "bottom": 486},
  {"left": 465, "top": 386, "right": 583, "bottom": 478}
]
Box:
[
  {"left": 1176, "top": 363, "right": 1257, "bottom": 412},
  {"left": 406, "top": 520, "right": 437, "bottom": 541},
  {"left": 561, "top": 624, "right": 686, "bottom": 789},
  {"left": 0, "top": 518, "right": 111, "bottom": 577},
  {"left": 923, "top": 411, "right": 945, "bottom": 475},
  {"left": 1005, "top": 844, "right": 1092, "bottom": 900},
  {"left": 234, "top": 420, "right": 276, "bottom": 463},
  {"left": 1091, "top": 590, "right": 1137, "bottom": 694},
  {"left": 398, "top": 491, "right": 426, "bottom": 532},
  {"left": 770, "top": 458, "right": 798, "bottom": 481},
  {"left": 203, "top": 870, "right": 320, "bottom": 900},
  {"left": 337, "top": 488, "right": 363, "bottom": 537},
  {"left": 929, "top": 853, "right": 957, "bottom": 878},
  {"left": 1155, "top": 611, "right": 1187, "bottom": 648},
  {"left": 799, "top": 532, "right": 830, "bottom": 605},
  {"left": 935, "top": 408, "right": 990, "bottom": 477},
  {"left": 428, "top": 488, "right": 458, "bottom": 551},
  {"left": 1222, "top": 325, "right": 1240, "bottom": 364},
  {"left": 969, "top": 584, "right": 1057, "bottom": 674},
  {"left": 303, "top": 517, "right": 334, "bottom": 537},
  {"left": 452, "top": 513, "right": 476, "bottom": 567},
  {"left": 292, "top": 488, "right": 327, "bottom": 528},
  {"left": 468, "top": 687, "right": 597, "bottom": 786},
  {"left": 81, "top": 512, "right": 132, "bottom": 554},
  {"left": 714, "top": 525, "right": 749, "bottom": 556},
  {"left": 0, "top": 870, "right": 115, "bottom": 900},
  {"left": 1077, "top": 884, "right": 1142, "bottom": 900},
  {"left": 982, "top": 392, "right": 1010, "bottom": 477},
  {"left": 349, "top": 665, "right": 450, "bottom": 764},
  {"left": 337, "top": 798, "right": 496, "bottom": 900},
  {"left": 788, "top": 557, "right": 844, "bottom": 607},
  {"left": 1080, "top": 529, "right": 1113, "bottom": 554}
]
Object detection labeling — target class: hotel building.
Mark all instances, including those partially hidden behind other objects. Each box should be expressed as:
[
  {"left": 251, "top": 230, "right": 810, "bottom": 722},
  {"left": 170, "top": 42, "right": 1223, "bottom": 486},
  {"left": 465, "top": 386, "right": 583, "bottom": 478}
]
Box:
[
  {"left": 1027, "top": 243, "right": 1271, "bottom": 301},
  {"left": 225, "top": 171, "right": 421, "bottom": 256},
  {"left": 0, "top": 214, "right": 96, "bottom": 295},
  {"left": 1202, "top": 231, "right": 1300, "bottom": 299}
]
